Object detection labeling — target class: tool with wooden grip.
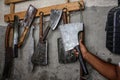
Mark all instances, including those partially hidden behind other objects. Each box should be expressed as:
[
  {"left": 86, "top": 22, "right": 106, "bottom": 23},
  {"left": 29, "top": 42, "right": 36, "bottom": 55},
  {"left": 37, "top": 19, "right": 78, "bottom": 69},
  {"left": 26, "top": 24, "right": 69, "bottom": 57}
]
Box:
[
  {"left": 42, "top": 9, "right": 62, "bottom": 41},
  {"left": 62, "top": 8, "right": 68, "bottom": 24},
  {"left": 31, "top": 12, "right": 48, "bottom": 68},
  {"left": 1, "top": 23, "right": 14, "bottom": 80},
  {"left": 18, "top": 5, "right": 37, "bottom": 48},
  {"left": 59, "top": 23, "right": 88, "bottom": 75},
  {"left": 58, "top": 8, "right": 77, "bottom": 64}
]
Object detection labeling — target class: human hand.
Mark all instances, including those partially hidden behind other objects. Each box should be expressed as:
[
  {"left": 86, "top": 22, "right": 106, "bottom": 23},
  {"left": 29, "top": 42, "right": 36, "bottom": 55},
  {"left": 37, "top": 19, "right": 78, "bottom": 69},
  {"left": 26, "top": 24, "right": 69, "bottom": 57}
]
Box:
[{"left": 74, "top": 39, "right": 88, "bottom": 58}]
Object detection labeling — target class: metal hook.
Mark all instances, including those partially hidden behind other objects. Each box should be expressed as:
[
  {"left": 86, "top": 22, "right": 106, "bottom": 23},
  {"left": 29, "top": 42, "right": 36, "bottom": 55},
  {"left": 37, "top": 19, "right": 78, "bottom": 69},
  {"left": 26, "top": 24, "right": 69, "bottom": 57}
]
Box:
[
  {"left": 39, "top": 11, "right": 44, "bottom": 15},
  {"left": 78, "top": 2, "right": 83, "bottom": 10},
  {"left": 62, "top": 8, "right": 67, "bottom": 12}
]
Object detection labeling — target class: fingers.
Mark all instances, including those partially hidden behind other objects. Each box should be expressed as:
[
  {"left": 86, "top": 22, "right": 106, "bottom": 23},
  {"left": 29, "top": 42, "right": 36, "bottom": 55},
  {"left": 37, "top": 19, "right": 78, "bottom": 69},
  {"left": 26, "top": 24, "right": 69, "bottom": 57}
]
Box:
[{"left": 73, "top": 49, "right": 79, "bottom": 57}]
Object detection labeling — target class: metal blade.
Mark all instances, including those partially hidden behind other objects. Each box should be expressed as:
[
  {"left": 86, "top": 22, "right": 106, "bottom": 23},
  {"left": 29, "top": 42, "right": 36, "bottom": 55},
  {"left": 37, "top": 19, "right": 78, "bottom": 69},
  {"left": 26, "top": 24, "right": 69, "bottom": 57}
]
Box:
[
  {"left": 13, "top": 15, "right": 19, "bottom": 58},
  {"left": 22, "top": 4, "right": 37, "bottom": 28},
  {"left": 13, "top": 15, "right": 19, "bottom": 45},
  {"left": 49, "top": 9, "right": 62, "bottom": 30},
  {"left": 59, "top": 23, "right": 83, "bottom": 51}
]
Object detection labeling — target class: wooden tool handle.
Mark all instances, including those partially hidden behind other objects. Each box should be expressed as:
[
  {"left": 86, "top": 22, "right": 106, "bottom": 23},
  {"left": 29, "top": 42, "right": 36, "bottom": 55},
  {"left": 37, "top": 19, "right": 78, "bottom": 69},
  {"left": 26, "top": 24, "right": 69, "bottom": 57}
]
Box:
[
  {"left": 39, "top": 12, "right": 44, "bottom": 39},
  {"left": 18, "top": 27, "right": 29, "bottom": 48},
  {"left": 42, "top": 26, "right": 51, "bottom": 41},
  {"left": 2, "top": 23, "right": 14, "bottom": 80},
  {"left": 62, "top": 8, "right": 68, "bottom": 24},
  {"left": 5, "top": 23, "right": 12, "bottom": 48},
  {"left": 9, "top": 27, "right": 14, "bottom": 47}
]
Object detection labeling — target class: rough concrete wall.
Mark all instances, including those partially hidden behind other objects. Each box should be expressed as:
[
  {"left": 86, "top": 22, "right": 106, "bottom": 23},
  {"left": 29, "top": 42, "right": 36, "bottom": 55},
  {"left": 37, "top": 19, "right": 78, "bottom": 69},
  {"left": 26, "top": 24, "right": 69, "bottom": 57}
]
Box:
[
  {"left": 0, "top": 0, "right": 120, "bottom": 80},
  {"left": 0, "top": 26, "right": 6, "bottom": 79}
]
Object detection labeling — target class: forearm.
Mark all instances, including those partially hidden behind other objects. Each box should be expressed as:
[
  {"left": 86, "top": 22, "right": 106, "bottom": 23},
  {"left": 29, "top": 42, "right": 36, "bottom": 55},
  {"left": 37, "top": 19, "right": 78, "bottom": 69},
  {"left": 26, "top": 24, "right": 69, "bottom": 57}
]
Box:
[{"left": 84, "top": 51, "right": 118, "bottom": 80}]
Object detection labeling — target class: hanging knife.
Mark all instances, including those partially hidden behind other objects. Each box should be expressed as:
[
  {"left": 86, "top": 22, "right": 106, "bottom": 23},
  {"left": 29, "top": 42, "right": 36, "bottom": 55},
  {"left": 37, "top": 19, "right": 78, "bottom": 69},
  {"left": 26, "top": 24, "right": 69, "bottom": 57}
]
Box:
[
  {"left": 18, "top": 5, "right": 37, "bottom": 48},
  {"left": 1, "top": 23, "right": 14, "bottom": 80},
  {"left": 13, "top": 15, "right": 19, "bottom": 58}
]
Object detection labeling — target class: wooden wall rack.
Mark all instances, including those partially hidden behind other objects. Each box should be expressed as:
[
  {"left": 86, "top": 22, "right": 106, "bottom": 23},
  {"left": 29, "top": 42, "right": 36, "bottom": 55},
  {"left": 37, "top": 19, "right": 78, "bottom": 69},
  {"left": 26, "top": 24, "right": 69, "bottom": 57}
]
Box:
[
  {"left": 5, "top": 0, "right": 27, "bottom": 4},
  {"left": 4, "top": 1, "right": 84, "bottom": 22}
]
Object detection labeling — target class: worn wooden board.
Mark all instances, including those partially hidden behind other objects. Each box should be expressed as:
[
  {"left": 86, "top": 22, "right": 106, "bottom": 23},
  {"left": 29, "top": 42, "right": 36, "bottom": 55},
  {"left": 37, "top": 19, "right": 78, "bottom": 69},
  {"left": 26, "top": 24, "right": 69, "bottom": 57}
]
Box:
[
  {"left": 4, "top": 1, "right": 84, "bottom": 22},
  {"left": 5, "top": 0, "right": 27, "bottom": 4}
]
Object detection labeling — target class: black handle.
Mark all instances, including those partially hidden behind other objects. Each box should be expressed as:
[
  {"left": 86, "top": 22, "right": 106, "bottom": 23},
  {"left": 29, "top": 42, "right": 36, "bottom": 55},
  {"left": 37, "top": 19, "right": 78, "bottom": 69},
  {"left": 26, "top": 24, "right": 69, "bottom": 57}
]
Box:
[
  {"left": 14, "top": 45, "right": 18, "bottom": 58},
  {"left": 75, "top": 45, "right": 88, "bottom": 75},
  {"left": 118, "top": 0, "right": 120, "bottom": 6}
]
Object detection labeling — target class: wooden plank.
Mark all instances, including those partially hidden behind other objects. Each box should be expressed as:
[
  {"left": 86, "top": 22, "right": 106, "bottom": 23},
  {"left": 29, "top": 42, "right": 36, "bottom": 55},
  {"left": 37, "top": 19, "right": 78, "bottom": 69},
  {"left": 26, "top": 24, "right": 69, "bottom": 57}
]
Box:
[
  {"left": 5, "top": 0, "right": 26, "bottom": 4},
  {"left": 10, "top": 3, "right": 15, "bottom": 13},
  {"left": 4, "top": 1, "right": 84, "bottom": 22}
]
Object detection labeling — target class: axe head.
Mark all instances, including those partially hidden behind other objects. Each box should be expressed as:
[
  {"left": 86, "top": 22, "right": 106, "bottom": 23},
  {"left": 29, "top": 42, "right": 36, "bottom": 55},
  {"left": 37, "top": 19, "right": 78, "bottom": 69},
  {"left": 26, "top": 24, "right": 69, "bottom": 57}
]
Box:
[{"left": 59, "top": 23, "right": 83, "bottom": 51}]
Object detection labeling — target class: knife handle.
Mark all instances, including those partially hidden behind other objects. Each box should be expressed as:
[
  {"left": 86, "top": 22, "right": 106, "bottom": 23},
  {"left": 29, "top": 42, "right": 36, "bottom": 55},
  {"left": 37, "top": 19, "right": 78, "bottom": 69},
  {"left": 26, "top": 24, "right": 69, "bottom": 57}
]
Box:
[
  {"left": 42, "top": 26, "right": 51, "bottom": 41},
  {"left": 39, "top": 12, "right": 44, "bottom": 39},
  {"left": 14, "top": 45, "right": 18, "bottom": 57},
  {"left": 62, "top": 8, "right": 68, "bottom": 24},
  {"left": 18, "top": 27, "right": 29, "bottom": 48},
  {"left": 75, "top": 45, "right": 88, "bottom": 75},
  {"left": 5, "top": 24, "right": 13, "bottom": 49}
]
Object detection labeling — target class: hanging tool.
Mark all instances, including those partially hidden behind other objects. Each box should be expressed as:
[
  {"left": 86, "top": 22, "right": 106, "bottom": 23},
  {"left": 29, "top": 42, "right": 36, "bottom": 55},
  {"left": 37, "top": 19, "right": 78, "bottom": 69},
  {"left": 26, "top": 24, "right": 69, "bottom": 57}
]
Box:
[
  {"left": 13, "top": 15, "right": 19, "bottom": 58},
  {"left": 18, "top": 5, "right": 37, "bottom": 48},
  {"left": 59, "top": 23, "right": 88, "bottom": 75},
  {"left": 31, "top": 12, "right": 48, "bottom": 70},
  {"left": 59, "top": 5, "right": 88, "bottom": 75},
  {"left": 58, "top": 8, "right": 77, "bottom": 64},
  {"left": 42, "top": 9, "right": 62, "bottom": 41},
  {"left": 1, "top": 23, "right": 14, "bottom": 80}
]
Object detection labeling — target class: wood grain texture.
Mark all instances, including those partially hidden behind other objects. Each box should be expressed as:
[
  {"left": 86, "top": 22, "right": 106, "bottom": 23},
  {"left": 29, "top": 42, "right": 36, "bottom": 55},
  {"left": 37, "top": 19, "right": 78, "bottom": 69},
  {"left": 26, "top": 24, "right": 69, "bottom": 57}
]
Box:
[
  {"left": 5, "top": 0, "right": 26, "bottom": 4},
  {"left": 10, "top": 3, "right": 15, "bottom": 14},
  {"left": 4, "top": 1, "right": 84, "bottom": 22}
]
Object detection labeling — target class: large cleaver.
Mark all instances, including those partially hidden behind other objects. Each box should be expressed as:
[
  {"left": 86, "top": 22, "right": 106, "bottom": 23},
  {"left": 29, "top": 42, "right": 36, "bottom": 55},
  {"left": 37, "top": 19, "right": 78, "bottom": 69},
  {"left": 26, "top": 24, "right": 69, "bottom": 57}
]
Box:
[
  {"left": 31, "top": 12, "right": 48, "bottom": 67},
  {"left": 59, "top": 23, "right": 88, "bottom": 75}
]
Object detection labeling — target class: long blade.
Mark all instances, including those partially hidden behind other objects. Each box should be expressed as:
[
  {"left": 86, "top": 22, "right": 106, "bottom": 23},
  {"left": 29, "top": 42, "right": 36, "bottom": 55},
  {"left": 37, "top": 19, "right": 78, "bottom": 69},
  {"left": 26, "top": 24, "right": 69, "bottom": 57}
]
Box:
[{"left": 13, "top": 15, "right": 19, "bottom": 58}]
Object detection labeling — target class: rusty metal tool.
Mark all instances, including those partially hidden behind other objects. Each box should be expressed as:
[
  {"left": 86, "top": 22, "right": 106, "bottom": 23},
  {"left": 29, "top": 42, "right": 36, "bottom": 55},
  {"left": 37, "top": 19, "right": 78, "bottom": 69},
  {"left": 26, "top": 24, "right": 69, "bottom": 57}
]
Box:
[
  {"left": 1, "top": 23, "right": 14, "bottom": 80},
  {"left": 58, "top": 8, "right": 77, "bottom": 64},
  {"left": 42, "top": 9, "right": 62, "bottom": 41},
  {"left": 31, "top": 12, "right": 48, "bottom": 68}
]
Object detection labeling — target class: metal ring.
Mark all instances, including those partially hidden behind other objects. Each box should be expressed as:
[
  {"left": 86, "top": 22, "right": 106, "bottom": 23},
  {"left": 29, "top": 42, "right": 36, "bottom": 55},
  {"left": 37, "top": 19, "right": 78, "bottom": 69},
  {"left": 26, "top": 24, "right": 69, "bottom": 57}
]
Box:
[{"left": 39, "top": 11, "right": 44, "bottom": 15}]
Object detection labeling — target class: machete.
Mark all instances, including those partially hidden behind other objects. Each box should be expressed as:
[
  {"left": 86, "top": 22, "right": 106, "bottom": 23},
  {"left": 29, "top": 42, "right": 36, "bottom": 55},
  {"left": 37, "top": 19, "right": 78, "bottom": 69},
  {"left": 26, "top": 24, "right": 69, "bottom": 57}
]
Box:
[
  {"left": 1, "top": 23, "right": 14, "bottom": 80},
  {"left": 13, "top": 15, "right": 19, "bottom": 58}
]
